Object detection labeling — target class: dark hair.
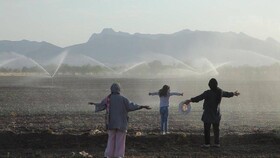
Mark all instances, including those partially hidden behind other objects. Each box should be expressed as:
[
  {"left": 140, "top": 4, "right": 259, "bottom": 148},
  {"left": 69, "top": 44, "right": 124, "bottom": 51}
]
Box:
[
  {"left": 159, "top": 85, "right": 170, "bottom": 97},
  {"left": 208, "top": 78, "right": 222, "bottom": 104}
]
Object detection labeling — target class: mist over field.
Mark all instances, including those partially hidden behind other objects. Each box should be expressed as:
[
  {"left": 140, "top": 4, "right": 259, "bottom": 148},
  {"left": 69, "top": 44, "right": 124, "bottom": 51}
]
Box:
[{"left": 1, "top": 28, "right": 280, "bottom": 79}]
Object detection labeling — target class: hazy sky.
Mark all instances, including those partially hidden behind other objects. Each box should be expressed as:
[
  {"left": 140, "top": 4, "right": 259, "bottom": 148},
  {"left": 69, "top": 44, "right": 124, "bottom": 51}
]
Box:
[{"left": 1, "top": 0, "right": 280, "bottom": 47}]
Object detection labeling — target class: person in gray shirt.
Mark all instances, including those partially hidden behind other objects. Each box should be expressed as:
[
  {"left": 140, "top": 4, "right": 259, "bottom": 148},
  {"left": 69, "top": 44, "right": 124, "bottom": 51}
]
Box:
[
  {"left": 185, "top": 78, "right": 240, "bottom": 148},
  {"left": 89, "top": 83, "right": 151, "bottom": 158}
]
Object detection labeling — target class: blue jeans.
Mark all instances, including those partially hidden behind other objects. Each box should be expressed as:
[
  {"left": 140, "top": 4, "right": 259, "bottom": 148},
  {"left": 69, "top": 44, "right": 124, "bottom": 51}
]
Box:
[{"left": 160, "top": 106, "right": 169, "bottom": 133}]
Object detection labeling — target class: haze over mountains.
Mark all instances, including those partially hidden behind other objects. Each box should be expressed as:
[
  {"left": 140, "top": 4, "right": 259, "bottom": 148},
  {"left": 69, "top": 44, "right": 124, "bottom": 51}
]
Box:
[{"left": 1, "top": 28, "right": 280, "bottom": 72}]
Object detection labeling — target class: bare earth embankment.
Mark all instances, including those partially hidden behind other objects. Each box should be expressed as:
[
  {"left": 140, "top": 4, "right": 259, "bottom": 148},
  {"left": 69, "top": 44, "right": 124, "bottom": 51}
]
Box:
[{"left": 0, "top": 112, "right": 279, "bottom": 158}]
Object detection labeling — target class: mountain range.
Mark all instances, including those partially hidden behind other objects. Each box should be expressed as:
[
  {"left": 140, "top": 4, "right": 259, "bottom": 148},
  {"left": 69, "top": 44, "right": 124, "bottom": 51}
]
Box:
[{"left": 1, "top": 28, "right": 280, "bottom": 71}]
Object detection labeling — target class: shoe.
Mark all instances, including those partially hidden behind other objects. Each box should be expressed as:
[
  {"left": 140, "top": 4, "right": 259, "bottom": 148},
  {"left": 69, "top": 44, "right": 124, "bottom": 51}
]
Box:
[
  {"left": 200, "top": 144, "right": 210, "bottom": 148},
  {"left": 211, "top": 144, "right": 220, "bottom": 148},
  {"left": 161, "top": 132, "right": 166, "bottom": 135},
  {"left": 166, "top": 132, "right": 170, "bottom": 134}
]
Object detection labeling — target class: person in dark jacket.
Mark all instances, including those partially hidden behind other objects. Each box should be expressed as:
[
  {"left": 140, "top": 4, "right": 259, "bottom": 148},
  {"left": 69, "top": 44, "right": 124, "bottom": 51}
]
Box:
[
  {"left": 88, "top": 83, "right": 151, "bottom": 158},
  {"left": 185, "top": 78, "right": 240, "bottom": 148}
]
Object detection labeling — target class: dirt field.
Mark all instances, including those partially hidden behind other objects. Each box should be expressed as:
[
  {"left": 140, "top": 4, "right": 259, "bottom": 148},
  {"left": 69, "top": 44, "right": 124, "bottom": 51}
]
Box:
[{"left": 0, "top": 76, "right": 279, "bottom": 157}]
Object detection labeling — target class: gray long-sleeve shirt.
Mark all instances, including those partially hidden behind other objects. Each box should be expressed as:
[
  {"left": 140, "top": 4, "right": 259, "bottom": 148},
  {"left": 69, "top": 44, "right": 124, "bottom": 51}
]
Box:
[
  {"left": 191, "top": 90, "right": 234, "bottom": 123},
  {"left": 95, "top": 93, "right": 141, "bottom": 131}
]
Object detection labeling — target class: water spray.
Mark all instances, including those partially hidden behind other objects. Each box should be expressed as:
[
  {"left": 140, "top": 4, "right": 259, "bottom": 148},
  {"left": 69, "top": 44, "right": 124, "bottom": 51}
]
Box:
[
  {"left": 201, "top": 61, "right": 231, "bottom": 75},
  {"left": 11, "top": 52, "right": 51, "bottom": 76},
  {"left": 51, "top": 51, "right": 68, "bottom": 78},
  {"left": 82, "top": 55, "right": 116, "bottom": 73},
  {"left": 239, "top": 49, "right": 280, "bottom": 63},
  {"left": 119, "top": 61, "right": 147, "bottom": 74},
  {"left": 147, "top": 52, "right": 198, "bottom": 72},
  {"left": 50, "top": 51, "right": 68, "bottom": 87},
  {"left": 0, "top": 58, "right": 18, "bottom": 67}
]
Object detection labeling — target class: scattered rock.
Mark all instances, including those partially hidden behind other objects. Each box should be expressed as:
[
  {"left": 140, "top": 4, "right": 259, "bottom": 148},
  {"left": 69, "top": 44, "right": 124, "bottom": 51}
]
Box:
[
  {"left": 79, "top": 151, "right": 93, "bottom": 158},
  {"left": 136, "top": 131, "right": 142, "bottom": 136}
]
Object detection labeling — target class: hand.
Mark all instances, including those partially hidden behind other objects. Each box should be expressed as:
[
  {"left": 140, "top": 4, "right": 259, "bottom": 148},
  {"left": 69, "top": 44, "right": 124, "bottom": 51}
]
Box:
[
  {"left": 181, "top": 93, "right": 184, "bottom": 96},
  {"left": 88, "top": 102, "right": 95, "bottom": 105},
  {"left": 148, "top": 93, "right": 151, "bottom": 96},
  {"left": 184, "top": 100, "right": 191, "bottom": 105},
  {"left": 141, "top": 105, "right": 152, "bottom": 110},
  {"left": 234, "top": 91, "right": 240, "bottom": 96}
]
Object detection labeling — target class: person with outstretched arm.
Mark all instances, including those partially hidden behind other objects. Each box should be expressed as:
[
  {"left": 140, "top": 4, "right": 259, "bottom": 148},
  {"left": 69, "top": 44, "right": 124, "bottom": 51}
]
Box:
[
  {"left": 185, "top": 78, "right": 240, "bottom": 148},
  {"left": 88, "top": 83, "right": 151, "bottom": 158},
  {"left": 149, "top": 85, "right": 183, "bottom": 135}
]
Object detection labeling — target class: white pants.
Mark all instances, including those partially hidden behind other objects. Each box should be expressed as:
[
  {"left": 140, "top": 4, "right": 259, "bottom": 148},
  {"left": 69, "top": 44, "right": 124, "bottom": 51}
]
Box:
[{"left": 104, "top": 129, "right": 126, "bottom": 158}]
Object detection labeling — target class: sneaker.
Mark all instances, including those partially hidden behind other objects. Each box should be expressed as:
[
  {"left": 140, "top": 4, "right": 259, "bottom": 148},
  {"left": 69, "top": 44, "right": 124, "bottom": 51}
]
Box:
[
  {"left": 166, "top": 132, "right": 170, "bottom": 134},
  {"left": 161, "top": 132, "right": 166, "bottom": 135},
  {"left": 200, "top": 144, "right": 210, "bottom": 148},
  {"left": 211, "top": 144, "right": 220, "bottom": 148}
]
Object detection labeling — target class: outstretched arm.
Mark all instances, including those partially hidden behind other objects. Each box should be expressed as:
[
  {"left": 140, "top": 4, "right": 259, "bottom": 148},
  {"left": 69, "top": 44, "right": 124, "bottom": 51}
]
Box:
[
  {"left": 88, "top": 102, "right": 98, "bottom": 105},
  {"left": 88, "top": 98, "right": 106, "bottom": 112},
  {"left": 139, "top": 105, "right": 152, "bottom": 110},
  {"left": 185, "top": 91, "right": 207, "bottom": 105},
  {"left": 223, "top": 90, "right": 240, "bottom": 98},
  {"left": 148, "top": 92, "right": 159, "bottom": 96},
  {"left": 170, "top": 92, "right": 183, "bottom": 96},
  {"left": 124, "top": 97, "right": 151, "bottom": 112}
]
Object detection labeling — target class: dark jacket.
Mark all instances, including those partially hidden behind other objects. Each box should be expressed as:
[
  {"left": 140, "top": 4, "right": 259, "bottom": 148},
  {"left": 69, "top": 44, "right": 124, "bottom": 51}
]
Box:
[{"left": 191, "top": 89, "right": 234, "bottom": 123}]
